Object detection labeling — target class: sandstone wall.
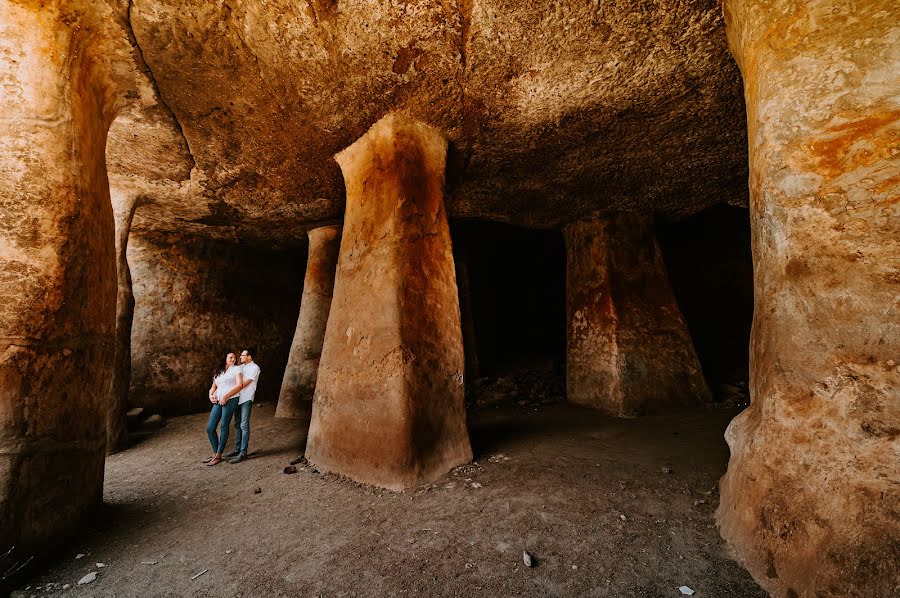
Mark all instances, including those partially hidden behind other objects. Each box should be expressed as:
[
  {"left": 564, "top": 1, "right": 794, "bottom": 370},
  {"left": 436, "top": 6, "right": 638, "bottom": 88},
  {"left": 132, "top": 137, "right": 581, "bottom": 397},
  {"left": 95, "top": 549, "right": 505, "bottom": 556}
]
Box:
[
  {"left": 128, "top": 234, "right": 305, "bottom": 416},
  {"left": 0, "top": 0, "right": 130, "bottom": 579}
]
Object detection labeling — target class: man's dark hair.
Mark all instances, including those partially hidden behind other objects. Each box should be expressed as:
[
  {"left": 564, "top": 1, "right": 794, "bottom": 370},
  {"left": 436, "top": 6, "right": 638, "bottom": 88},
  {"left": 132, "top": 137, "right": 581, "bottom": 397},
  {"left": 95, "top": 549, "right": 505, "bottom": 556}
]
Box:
[{"left": 244, "top": 347, "right": 256, "bottom": 359}]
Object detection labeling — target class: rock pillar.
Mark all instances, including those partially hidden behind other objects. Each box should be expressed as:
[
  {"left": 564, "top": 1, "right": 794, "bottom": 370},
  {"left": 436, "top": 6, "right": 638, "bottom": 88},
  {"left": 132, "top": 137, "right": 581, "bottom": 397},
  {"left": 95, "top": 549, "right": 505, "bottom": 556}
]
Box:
[
  {"left": 106, "top": 193, "right": 141, "bottom": 454},
  {"left": 563, "top": 214, "right": 710, "bottom": 415},
  {"left": 0, "top": 2, "right": 127, "bottom": 575},
  {"left": 276, "top": 225, "right": 341, "bottom": 420},
  {"left": 305, "top": 114, "right": 472, "bottom": 489},
  {"left": 717, "top": 1, "right": 900, "bottom": 596}
]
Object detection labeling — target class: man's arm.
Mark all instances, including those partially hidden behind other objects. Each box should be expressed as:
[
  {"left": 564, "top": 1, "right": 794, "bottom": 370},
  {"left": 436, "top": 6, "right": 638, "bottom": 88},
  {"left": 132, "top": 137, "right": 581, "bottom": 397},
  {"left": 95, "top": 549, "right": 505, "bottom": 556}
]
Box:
[{"left": 221, "top": 374, "right": 253, "bottom": 402}]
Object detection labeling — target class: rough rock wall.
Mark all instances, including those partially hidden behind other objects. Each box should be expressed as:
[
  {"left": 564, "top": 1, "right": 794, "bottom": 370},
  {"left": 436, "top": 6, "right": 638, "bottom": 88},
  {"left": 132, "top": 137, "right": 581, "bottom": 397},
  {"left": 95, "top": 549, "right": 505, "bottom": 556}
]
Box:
[
  {"left": 716, "top": 0, "right": 900, "bottom": 596},
  {"left": 113, "top": 0, "right": 747, "bottom": 242},
  {"left": 128, "top": 234, "right": 305, "bottom": 416},
  {"left": 0, "top": 0, "right": 130, "bottom": 578}
]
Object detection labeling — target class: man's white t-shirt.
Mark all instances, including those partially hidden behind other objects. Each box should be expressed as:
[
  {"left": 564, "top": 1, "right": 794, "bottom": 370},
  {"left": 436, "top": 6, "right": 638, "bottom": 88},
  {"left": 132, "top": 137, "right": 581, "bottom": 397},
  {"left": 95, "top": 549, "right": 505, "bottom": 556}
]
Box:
[{"left": 239, "top": 361, "right": 261, "bottom": 405}]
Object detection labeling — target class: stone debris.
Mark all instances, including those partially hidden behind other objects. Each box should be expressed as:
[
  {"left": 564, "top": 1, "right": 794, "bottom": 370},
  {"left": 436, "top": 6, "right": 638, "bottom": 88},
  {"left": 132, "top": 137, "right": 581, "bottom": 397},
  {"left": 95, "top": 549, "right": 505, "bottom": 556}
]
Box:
[
  {"left": 77, "top": 572, "right": 97, "bottom": 585},
  {"left": 289, "top": 456, "right": 306, "bottom": 466},
  {"left": 96, "top": 562, "right": 106, "bottom": 567},
  {"left": 488, "top": 454, "right": 510, "bottom": 463},
  {"left": 662, "top": 467, "right": 673, "bottom": 474},
  {"left": 678, "top": 586, "right": 695, "bottom": 595},
  {"left": 522, "top": 551, "right": 533, "bottom": 567},
  {"left": 140, "top": 560, "right": 158, "bottom": 565},
  {"left": 471, "top": 482, "right": 482, "bottom": 489},
  {"left": 141, "top": 414, "right": 165, "bottom": 429},
  {"left": 190, "top": 568, "right": 208, "bottom": 580},
  {"left": 470, "top": 367, "right": 564, "bottom": 409},
  {"left": 254, "top": 487, "right": 262, "bottom": 494},
  {"left": 75, "top": 553, "right": 84, "bottom": 560},
  {"left": 620, "top": 514, "right": 627, "bottom": 521},
  {"left": 283, "top": 465, "right": 298, "bottom": 474}
]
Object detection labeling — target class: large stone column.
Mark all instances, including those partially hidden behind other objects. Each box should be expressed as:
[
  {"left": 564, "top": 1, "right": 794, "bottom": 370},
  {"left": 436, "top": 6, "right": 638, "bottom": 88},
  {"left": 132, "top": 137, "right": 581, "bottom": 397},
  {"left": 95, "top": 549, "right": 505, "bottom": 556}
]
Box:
[
  {"left": 717, "top": 1, "right": 900, "bottom": 596},
  {"left": 275, "top": 225, "right": 341, "bottom": 420},
  {"left": 0, "top": 2, "right": 127, "bottom": 575},
  {"left": 305, "top": 114, "right": 472, "bottom": 489},
  {"left": 563, "top": 214, "right": 710, "bottom": 415},
  {"left": 106, "top": 193, "right": 141, "bottom": 454}
]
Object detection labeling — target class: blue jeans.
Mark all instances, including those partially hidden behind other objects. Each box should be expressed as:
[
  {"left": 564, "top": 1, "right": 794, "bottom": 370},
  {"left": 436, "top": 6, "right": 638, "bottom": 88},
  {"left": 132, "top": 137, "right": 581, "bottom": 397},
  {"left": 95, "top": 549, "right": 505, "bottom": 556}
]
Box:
[
  {"left": 206, "top": 397, "right": 238, "bottom": 453},
  {"left": 233, "top": 400, "right": 253, "bottom": 455}
]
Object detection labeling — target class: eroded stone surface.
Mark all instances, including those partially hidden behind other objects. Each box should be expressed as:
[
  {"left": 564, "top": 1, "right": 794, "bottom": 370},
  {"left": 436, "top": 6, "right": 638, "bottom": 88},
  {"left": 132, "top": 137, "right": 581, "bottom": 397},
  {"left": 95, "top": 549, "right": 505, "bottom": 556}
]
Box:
[
  {"left": 0, "top": 0, "right": 130, "bottom": 574},
  {"left": 97, "top": 0, "right": 748, "bottom": 244},
  {"left": 107, "top": 193, "right": 142, "bottom": 454},
  {"left": 564, "top": 215, "right": 710, "bottom": 415},
  {"left": 128, "top": 233, "right": 304, "bottom": 415},
  {"left": 276, "top": 225, "right": 341, "bottom": 420},
  {"left": 716, "top": 1, "right": 900, "bottom": 595},
  {"left": 306, "top": 114, "right": 472, "bottom": 489}
]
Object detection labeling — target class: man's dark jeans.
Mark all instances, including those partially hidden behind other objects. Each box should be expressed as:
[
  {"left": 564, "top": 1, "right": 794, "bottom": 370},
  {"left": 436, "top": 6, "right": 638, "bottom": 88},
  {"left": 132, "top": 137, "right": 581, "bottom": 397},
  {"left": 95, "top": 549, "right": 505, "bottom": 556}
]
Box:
[{"left": 234, "top": 400, "right": 252, "bottom": 455}]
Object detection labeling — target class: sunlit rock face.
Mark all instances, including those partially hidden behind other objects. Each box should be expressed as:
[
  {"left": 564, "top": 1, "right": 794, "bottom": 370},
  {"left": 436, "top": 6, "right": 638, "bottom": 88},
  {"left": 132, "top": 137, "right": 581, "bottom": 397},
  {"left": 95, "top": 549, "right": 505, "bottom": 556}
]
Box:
[
  {"left": 716, "top": 1, "right": 900, "bottom": 596},
  {"left": 306, "top": 115, "right": 472, "bottom": 489},
  {"left": 102, "top": 0, "right": 747, "bottom": 244},
  {"left": 127, "top": 234, "right": 305, "bottom": 415},
  {"left": 0, "top": 0, "right": 130, "bottom": 576}
]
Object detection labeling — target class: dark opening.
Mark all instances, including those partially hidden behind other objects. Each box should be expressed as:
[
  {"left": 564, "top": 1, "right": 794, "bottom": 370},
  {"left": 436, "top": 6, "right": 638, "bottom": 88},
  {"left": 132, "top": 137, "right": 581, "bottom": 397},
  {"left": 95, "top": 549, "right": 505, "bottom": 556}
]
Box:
[
  {"left": 451, "top": 220, "right": 567, "bottom": 406},
  {"left": 656, "top": 205, "right": 754, "bottom": 395}
]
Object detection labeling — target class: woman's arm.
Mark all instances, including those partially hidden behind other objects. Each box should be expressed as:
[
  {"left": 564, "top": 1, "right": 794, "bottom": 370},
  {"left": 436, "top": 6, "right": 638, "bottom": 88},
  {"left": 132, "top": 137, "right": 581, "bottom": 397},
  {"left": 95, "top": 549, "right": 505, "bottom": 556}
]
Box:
[{"left": 209, "top": 379, "right": 218, "bottom": 403}]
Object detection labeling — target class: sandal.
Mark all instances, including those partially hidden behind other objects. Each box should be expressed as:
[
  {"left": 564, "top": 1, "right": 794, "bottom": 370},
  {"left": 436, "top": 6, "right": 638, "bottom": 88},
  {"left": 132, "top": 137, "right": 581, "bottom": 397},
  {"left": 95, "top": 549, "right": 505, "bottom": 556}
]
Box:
[
  {"left": 207, "top": 455, "right": 222, "bottom": 466},
  {"left": 202, "top": 455, "right": 214, "bottom": 463}
]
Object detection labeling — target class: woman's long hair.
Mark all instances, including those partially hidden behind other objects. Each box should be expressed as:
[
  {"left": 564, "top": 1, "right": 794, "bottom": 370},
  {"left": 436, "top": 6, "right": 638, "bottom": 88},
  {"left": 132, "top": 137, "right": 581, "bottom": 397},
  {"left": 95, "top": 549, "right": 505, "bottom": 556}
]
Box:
[{"left": 212, "top": 353, "right": 233, "bottom": 379}]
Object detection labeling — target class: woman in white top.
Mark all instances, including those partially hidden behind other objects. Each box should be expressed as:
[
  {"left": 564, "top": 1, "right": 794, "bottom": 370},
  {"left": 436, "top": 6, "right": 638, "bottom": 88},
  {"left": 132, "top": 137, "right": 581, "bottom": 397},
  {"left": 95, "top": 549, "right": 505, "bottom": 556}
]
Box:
[{"left": 204, "top": 352, "right": 244, "bottom": 465}]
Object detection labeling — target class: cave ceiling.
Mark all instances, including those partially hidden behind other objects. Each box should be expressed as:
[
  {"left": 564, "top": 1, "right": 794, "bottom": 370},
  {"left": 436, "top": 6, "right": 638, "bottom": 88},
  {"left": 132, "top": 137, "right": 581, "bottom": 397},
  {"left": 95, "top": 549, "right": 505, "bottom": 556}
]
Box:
[{"left": 105, "top": 0, "right": 749, "bottom": 247}]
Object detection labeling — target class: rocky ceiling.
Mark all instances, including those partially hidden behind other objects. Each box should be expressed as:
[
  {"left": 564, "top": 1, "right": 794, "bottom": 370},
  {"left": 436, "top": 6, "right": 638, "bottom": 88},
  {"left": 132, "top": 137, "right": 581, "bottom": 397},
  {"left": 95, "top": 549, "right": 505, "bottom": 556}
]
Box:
[{"left": 105, "top": 0, "right": 749, "bottom": 247}]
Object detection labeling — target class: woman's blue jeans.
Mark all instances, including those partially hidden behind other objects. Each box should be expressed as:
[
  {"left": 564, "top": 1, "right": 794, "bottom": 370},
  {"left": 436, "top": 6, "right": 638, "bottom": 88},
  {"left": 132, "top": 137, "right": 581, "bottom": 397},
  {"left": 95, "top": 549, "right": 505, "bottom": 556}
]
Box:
[{"left": 206, "top": 397, "right": 239, "bottom": 453}]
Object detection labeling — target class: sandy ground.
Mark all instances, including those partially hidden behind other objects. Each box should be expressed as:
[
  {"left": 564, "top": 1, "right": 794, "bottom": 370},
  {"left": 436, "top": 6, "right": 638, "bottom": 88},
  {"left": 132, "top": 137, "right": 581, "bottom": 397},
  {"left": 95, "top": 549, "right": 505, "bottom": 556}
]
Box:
[{"left": 14, "top": 402, "right": 763, "bottom": 597}]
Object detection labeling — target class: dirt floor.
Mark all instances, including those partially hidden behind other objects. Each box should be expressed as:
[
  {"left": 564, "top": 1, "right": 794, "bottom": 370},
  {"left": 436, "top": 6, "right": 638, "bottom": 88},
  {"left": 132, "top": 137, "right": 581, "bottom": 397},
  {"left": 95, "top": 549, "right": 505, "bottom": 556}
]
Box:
[{"left": 13, "top": 401, "right": 764, "bottom": 597}]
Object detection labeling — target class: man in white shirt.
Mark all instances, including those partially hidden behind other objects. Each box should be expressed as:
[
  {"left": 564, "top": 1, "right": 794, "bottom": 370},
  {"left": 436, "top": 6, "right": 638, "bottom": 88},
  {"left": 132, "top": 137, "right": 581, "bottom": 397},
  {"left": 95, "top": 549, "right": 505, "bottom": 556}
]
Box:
[{"left": 221, "top": 347, "right": 261, "bottom": 464}]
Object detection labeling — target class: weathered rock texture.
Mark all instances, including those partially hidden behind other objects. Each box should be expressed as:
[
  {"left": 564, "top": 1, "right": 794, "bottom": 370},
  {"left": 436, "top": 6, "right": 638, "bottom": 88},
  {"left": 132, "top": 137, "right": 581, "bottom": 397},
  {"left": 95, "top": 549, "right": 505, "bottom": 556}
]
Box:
[
  {"left": 106, "top": 193, "right": 142, "bottom": 454},
  {"left": 276, "top": 225, "right": 341, "bottom": 420},
  {"left": 564, "top": 215, "right": 710, "bottom": 415},
  {"left": 306, "top": 114, "right": 472, "bottom": 489},
  {"left": 716, "top": 1, "right": 900, "bottom": 596},
  {"left": 96, "top": 0, "right": 749, "bottom": 243},
  {"left": 0, "top": 0, "right": 129, "bottom": 576},
  {"left": 128, "top": 234, "right": 304, "bottom": 415}
]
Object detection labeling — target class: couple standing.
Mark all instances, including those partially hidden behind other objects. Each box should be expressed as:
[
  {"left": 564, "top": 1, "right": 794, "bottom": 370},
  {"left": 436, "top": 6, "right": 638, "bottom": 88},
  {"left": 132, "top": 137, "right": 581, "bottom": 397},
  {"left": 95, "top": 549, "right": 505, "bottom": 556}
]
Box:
[{"left": 205, "top": 348, "right": 261, "bottom": 466}]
